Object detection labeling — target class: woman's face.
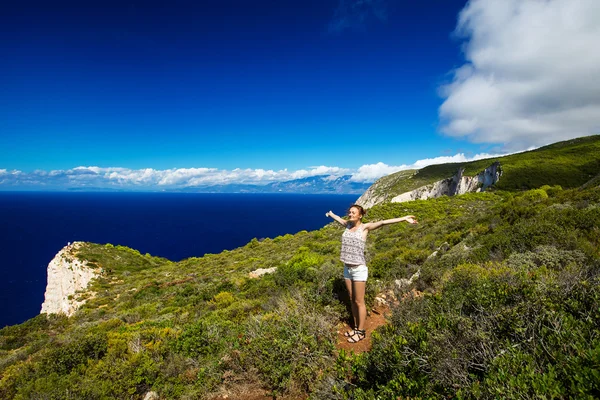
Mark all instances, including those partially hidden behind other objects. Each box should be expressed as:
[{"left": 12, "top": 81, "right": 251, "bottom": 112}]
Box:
[{"left": 348, "top": 207, "right": 363, "bottom": 222}]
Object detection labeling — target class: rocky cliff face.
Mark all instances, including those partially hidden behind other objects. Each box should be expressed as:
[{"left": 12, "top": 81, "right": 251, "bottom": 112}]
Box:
[
  {"left": 355, "top": 170, "right": 417, "bottom": 208},
  {"left": 391, "top": 162, "right": 502, "bottom": 203},
  {"left": 356, "top": 184, "right": 388, "bottom": 209},
  {"left": 40, "top": 242, "right": 99, "bottom": 316}
]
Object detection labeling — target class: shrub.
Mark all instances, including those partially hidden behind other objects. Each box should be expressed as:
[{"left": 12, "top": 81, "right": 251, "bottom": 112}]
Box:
[
  {"left": 344, "top": 243, "right": 600, "bottom": 399},
  {"left": 41, "top": 333, "right": 108, "bottom": 375},
  {"left": 274, "top": 249, "right": 324, "bottom": 286},
  {"left": 213, "top": 291, "right": 235, "bottom": 308},
  {"left": 506, "top": 245, "right": 586, "bottom": 271},
  {"left": 0, "top": 314, "right": 49, "bottom": 351},
  {"left": 246, "top": 238, "right": 260, "bottom": 248},
  {"left": 541, "top": 184, "right": 563, "bottom": 196},
  {"left": 244, "top": 293, "right": 337, "bottom": 396},
  {"left": 521, "top": 188, "right": 549, "bottom": 203},
  {"left": 172, "top": 319, "right": 235, "bottom": 359}
]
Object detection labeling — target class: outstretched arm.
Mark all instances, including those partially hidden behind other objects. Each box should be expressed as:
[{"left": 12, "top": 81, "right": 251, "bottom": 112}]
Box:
[
  {"left": 325, "top": 210, "right": 348, "bottom": 226},
  {"left": 363, "top": 215, "right": 418, "bottom": 231}
]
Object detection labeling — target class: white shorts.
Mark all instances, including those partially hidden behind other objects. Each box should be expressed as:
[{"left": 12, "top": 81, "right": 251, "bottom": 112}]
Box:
[{"left": 343, "top": 264, "right": 368, "bottom": 282}]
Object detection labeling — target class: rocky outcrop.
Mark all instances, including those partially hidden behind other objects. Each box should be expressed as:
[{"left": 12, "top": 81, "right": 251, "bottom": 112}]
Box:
[
  {"left": 395, "top": 269, "right": 421, "bottom": 290},
  {"left": 391, "top": 162, "right": 501, "bottom": 203},
  {"left": 248, "top": 267, "right": 277, "bottom": 278},
  {"left": 143, "top": 392, "right": 159, "bottom": 400},
  {"left": 356, "top": 170, "right": 417, "bottom": 208},
  {"left": 356, "top": 186, "right": 387, "bottom": 209},
  {"left": 40, "top": 242, "right": 99, "bottom": 317}
]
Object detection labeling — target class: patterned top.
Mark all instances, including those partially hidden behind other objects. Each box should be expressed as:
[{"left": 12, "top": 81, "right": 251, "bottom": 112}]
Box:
[{"left": 340, "top": 225, "right": 366, "bottom": 266}]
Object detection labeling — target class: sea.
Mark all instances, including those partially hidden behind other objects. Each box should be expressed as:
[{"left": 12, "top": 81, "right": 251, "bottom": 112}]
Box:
[{"left": 0, "top": 192, "right": 357, "bottom": 328}]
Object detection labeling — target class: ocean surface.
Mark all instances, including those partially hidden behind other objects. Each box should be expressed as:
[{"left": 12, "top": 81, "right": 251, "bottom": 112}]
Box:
[{"left": 0, "top": 192, "right": 357, "bottom": 328}]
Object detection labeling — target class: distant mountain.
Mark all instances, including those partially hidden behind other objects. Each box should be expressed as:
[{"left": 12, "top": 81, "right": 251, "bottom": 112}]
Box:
[
  {"left": 263, "top": 175, "right": 371, "bottom": 194},
  {"left": 177, "top": 175, "right": 372, "bottom": 195}
]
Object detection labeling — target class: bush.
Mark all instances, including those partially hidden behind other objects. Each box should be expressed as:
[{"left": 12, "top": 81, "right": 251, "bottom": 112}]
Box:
[
  {"left": 506, "top": 245, "right": 586, "bottom": 271},
  {"left": 0, "top": 314, "right": 49, "bottom": 351},
  {"left": 344, "top": 241, "right": 600, "bottom": 399},
  {"left": 521, "top": 188, "right": 549, "bottom": 203},
  {"left": 244, "top": 293, "right": 337, "bottom": 396},
  {"left": 213, "top": 291, "right": 235, "bottom": 308},
  {"left": 274, "top": 249, "right": 324, "bottom": 287},
  {"left": 172, "top": 319, "right": 234, "bottom": 359},
  {"left": 41, "top": 333, "right": 108, "bottom": 375}
]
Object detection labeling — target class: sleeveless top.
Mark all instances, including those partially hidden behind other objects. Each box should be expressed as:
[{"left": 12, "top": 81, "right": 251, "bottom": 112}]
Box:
[{"left": 340, "top": 225, "right": 366, "bottom": 266}]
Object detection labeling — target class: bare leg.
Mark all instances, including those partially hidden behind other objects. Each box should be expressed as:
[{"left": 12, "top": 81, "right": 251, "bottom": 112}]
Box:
[
  {"left": 344, "top": 278, "right": 357, "bottom": 331},
  {"left": 347, "top": 280, "right": 367, "bottom": 343},
  {"left": 352, "top": 280, "right": 367, "bottom": 331}
]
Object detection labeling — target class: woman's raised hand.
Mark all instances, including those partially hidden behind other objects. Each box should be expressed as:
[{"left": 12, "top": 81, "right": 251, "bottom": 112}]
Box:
[{"left": 404, "top": 215, "right": 418, "bottom": 224}]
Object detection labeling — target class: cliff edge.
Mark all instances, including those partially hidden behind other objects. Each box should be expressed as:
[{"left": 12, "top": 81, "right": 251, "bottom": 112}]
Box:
[
  {"left": 391, "top": 162, "right": 502, "bottom": 203},
  {"left": 40, "top": 241, "right": 99, "bottom": 316},
  {"left": 358, "top": 162, "right": 502, "bottom": 208}
]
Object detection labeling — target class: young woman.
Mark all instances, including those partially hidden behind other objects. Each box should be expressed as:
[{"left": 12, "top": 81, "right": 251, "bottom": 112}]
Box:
[{"left": 326, "top": 205, "right": 417, "bottom": 343}]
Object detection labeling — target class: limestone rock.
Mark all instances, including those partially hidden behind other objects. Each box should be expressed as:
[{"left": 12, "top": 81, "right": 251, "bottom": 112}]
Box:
[
  {"left": 143, "top": 392, "right": 159, "bottom": 400},
  {"left": 374, "top": 296, "right": 388, "bottom": 307},
  {"left": 249, "top": 267, "right": 277, "bottom": 278},
  {"left": 427, "top": 242, "right": 450, "bottom": 260},
  {"left": 391, "top": 162, "right": 501, "bottom": 204},
  {"left": 395, "top": 269, "right": 420, "bottom": 290},
  {"left": 357, "top": 162, "right": 501, "bottom": 208},
  {"left": 356, "top": 170, "right": 417, "bottom": 209},
  {"left": 40, "top": 242, "right": 99, "bottom": 317}
]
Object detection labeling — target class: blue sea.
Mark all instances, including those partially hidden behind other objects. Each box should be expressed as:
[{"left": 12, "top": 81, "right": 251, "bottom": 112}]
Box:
[{"left": 0, "top": 192, "right": 357, "bottom": 328}]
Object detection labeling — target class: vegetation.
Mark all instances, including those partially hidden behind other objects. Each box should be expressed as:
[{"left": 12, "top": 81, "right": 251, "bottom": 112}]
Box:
[
  {"left": 1, "top": 137, "right": 600, "bottom": 399},
  {"left": 371, "top": 134, "right": 600, "bottom": 200}
]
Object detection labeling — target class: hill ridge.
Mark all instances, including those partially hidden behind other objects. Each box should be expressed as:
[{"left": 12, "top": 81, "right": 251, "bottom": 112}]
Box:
[{"left": 358, "top": 134, "right": 600, "bottom": 207}]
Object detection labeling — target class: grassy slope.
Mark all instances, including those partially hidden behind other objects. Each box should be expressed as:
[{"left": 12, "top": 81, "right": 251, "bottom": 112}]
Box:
[
  {"left": 370, "top": 135, "right": 600, "bottom": 200},
  {"left": 1, "top": 185, "right": 599, "bottom": 399},
  {"left": 1, "top": 137, "right": 600, "bottom": 399}
]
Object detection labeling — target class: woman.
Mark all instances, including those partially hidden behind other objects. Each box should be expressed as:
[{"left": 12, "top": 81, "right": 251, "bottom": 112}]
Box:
[{"left": 326, "top": 205, "right": 417, "bottom": 343}]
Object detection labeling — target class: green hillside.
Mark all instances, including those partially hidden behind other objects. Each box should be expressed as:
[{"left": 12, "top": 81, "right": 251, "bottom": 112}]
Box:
[
  {"left": 2, "top": 185, "right": 599, "bottom": 399},
  {"left": 370, "top": 135, "right": 600, "bottom": 201},
  {"left": 1, "top": 137, "right": 600, "bottom": 399}
]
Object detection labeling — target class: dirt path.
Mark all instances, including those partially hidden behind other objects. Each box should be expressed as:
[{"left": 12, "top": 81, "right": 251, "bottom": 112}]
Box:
[
  {"left": 335, "top": 289, "right": 423, "bottom": 353},
  {"left": 335, "top": 304, "right": 390, "bottom": 354},
  {"left": 211, "top": 296, "right": 417, "bottom": 399}
]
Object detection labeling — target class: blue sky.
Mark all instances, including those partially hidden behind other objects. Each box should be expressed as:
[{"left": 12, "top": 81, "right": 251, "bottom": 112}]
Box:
[{"left": 1, "top": 0, "right": 599, "bottom": 190}]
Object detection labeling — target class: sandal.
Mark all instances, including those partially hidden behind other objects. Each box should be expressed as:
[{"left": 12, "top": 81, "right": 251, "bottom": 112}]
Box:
[
  {"left": 347, "top": 329, "right": 366, "bottom": 343},
  {"left": 344, "top": 329, "right": 357, "bottom": 338}
]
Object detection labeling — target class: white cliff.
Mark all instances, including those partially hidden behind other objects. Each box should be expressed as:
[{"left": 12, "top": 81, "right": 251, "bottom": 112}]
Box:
[
  {"left": 356, "top": 170, "right": 417, "bottom": 208},
  {"left": 391, "top": 162, "right": 502, "bottom": 204},
  {"left": 40, "top": 242, "right": 99, "bottom": 317},
  {"left": 356, "top": 186, "right": 386, "bottom": 209}
]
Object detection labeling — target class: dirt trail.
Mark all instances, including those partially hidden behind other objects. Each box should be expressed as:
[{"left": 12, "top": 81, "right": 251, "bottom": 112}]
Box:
[
  {"left": 335, "top": 305, "right": 390, "bottom": 354},
  {"left": 211, "top": 309, "right": 391, "bottom": 400},
  {"left": 211, "top": 292, "right": 425, "bottom": 399},
  {"left": 335, "top": 289, "right": 423, "bottom": 353}
]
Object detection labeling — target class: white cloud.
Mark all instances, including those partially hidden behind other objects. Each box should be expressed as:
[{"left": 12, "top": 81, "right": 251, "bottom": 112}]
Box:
[
  {"left": 411, "top": 152, "right": 504, "bottom": 169},
  {"left": 0, "top": 152, "right": 510, "bottom": 189},
  {"left": 290, "top": 166, "right": 350, "bottom": 180},
  {"left": 0, "top": 165, "right": 357, "bottom": 189},
  {"left": 350, "top": 162, "right": 410, "bottom": 182},
  {"left": 439, "top": 0, "right": 600, "bottom": 151}
]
